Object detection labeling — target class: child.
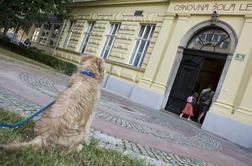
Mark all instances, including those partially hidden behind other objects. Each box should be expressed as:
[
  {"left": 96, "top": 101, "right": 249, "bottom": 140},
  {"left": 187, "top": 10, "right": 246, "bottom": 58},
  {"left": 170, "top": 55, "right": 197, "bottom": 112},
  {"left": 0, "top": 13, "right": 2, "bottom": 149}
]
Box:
[{"left": 179, "top": 92, "right": 198, "bottom": 120}]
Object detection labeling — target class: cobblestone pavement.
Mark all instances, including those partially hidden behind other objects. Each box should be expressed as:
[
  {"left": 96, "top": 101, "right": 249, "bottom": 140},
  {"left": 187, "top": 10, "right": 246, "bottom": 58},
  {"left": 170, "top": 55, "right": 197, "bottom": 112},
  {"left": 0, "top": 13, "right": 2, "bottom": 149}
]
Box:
[
  {"left": 19, "top": 72, "right": 60, "bottom": 98},
  {"left": 0, "top": 54, "right": 252, "bottom": 166},
  {"left": 0, "top": 87, "right": 40, "bottom": 116},
  {"left": 96, "top": 101, "right": 222, "bottom": 151},
  {"left": 91, "top": 129, "right": 217, "bottom": 166}
]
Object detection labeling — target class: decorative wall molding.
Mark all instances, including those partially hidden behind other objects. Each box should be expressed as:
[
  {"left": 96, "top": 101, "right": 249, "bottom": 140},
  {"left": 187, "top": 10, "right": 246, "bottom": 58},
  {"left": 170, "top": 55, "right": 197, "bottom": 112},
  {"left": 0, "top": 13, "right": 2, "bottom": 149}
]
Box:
[
  {"left": 75, "top": 12, "right": 165, "bottom": 22},
  {"left": 71, "top": 0, "right": 168, "bottom": 7},
  {"left": 117, "top": 35, "right": 132, "bottom": 41}
]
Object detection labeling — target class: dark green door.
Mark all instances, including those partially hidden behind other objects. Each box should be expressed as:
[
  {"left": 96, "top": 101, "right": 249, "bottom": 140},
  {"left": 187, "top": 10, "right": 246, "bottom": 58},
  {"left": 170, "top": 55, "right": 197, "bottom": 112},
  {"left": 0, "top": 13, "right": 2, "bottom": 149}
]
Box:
[{"left": 165, "top": 54, "right": 203, "bottom": 114}]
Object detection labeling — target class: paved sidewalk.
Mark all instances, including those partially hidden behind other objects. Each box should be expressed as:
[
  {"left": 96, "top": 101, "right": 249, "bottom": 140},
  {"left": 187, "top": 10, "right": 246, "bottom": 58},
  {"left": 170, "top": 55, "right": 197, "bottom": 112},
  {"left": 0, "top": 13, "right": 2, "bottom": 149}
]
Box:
[{"left": 0, "top": 53, "right": 252, "bottom": 166}]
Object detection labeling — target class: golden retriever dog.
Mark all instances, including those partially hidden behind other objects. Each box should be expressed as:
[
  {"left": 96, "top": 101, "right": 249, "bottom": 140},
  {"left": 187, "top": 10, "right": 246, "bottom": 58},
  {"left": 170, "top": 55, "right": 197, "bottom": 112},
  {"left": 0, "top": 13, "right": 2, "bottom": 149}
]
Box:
[{"left": 0, "top": 55, "right": 105, "bottom": 152}]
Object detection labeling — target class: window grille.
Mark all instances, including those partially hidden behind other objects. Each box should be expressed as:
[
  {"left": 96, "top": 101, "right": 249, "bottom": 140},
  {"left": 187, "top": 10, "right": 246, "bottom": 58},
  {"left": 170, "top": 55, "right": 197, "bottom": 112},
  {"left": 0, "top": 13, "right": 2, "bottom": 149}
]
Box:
[
  {"left": 129, "top": 25, "right": 155, "bottom": 67},
  {"left": 63, "top": 21, "right": 75, "bottom": 48},
  {"left": 80, "top": 22, "right": 95, "bottom": 54},
  {"left": 187, "top": 27, "right": 231, "bottom": 53},
  {"left": 101, "top": 23, "right": 120, "bottom": 59}
]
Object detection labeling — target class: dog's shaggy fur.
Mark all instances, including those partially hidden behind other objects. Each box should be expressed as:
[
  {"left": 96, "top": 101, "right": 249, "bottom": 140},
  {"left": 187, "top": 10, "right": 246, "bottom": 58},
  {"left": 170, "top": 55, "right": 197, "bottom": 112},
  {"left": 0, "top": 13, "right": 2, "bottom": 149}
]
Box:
[{"left": 0, "top": 55, "right": 105, "bottom": 152}]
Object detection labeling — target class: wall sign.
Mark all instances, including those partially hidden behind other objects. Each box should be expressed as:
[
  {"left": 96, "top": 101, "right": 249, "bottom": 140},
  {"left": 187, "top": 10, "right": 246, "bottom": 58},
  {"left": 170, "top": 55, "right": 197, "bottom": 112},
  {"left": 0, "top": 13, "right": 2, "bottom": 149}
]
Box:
[
  {"left": 234, "top": 53, "right": 246, "bottom": 61},
  {"left": 168, "top": 1, "right": 252, "bottom": 14}
]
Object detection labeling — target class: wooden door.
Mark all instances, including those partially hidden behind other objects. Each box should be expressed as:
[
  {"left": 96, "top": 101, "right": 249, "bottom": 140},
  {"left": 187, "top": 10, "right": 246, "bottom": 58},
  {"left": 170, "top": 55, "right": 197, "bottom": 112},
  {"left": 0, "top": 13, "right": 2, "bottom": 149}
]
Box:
[{"left": 165, "top": 55, "right": 203, "bottom": 114}]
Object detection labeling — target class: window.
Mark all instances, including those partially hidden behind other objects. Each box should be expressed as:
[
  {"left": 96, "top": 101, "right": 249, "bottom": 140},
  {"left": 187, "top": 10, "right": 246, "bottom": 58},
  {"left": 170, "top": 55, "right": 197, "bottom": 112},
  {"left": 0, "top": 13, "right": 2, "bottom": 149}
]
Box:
[
  {"left": 80, "top": 22, "right": 95, "bottom": 54},
  {"left": 101, "top": 23, "right": 120, "bottom": 59},
  {"left": 49, "top": 25, "right": 61, "bottom": 47},
  {"left": 31, "top": 27, "right": 40, "bottom": 42},
  {"left": 63, "top": 20, "right": 75, "bottom": 48},
  {"left": 187, "top": 27, "right": 231, "bottom": 53},
  {"left": 39, "top": 24, "right": 52, "bottom": 45},
  {"left": 129, "top": 25, "right": 155, "bottom": 67},
  {"left": 212, "top": 34, "right": 219, "bottom": 41}
]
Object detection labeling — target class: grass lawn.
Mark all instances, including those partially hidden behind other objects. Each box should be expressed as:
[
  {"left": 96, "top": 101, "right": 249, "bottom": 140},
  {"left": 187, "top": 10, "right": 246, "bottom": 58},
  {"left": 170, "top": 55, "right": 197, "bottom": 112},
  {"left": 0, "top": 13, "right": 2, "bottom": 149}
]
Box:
[{"left": 0, "top": 109, "right": 148, "bottom": 166}]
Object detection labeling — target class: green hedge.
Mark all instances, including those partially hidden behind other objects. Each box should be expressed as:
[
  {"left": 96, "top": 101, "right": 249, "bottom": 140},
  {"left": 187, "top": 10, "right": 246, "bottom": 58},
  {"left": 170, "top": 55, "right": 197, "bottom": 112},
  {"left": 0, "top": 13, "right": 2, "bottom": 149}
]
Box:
[{"left": 0, "top": 37, "right": 77, "bottom": 75}]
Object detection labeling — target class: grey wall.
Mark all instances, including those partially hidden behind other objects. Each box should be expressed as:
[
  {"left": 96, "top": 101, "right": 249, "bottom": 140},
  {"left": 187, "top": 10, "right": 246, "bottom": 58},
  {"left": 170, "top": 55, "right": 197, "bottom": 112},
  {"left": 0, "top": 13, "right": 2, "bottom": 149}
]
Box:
[{"left": 202, "top": 111, "right": 252, "bottom": 150}]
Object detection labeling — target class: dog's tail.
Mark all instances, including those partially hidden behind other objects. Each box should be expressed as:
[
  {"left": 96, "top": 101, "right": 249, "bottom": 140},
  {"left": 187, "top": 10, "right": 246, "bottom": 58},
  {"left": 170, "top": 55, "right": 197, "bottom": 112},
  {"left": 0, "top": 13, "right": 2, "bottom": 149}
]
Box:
[{"left": 0, "top": 136, "right": 43, "bottom": 152}]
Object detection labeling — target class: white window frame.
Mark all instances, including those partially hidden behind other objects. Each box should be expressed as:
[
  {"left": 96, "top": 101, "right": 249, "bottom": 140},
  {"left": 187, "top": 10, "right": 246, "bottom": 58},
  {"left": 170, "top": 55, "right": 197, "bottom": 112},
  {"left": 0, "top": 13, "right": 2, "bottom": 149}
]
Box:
[
  {"left": 129, "top": 24, "right": 155, "bottom": 67},
  {"left": 101, "top": 23, "right": 120, "bottom": 59},
  {"left": 32, "top": 28, "right": 40, "bottom": 42},
  {"left": 79, "top": 21, "right": 95, "bottom": 54},
  {"left": 63, "top": 20, "right": 75, "bottom": 48}
]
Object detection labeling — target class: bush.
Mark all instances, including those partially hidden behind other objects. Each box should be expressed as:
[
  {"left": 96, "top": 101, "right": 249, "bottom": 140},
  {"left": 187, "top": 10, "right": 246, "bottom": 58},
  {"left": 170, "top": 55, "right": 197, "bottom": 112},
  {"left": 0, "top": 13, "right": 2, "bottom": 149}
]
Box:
[{"left": 0, "top": 37, "right": 77, "bottom": 75}]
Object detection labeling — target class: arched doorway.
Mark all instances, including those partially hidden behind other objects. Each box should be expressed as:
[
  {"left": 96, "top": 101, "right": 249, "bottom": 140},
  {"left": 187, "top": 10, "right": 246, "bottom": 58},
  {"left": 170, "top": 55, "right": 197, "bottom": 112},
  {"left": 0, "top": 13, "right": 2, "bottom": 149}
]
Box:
[{"left": 164, "top": 21, "right": 237, "bottom": 123}]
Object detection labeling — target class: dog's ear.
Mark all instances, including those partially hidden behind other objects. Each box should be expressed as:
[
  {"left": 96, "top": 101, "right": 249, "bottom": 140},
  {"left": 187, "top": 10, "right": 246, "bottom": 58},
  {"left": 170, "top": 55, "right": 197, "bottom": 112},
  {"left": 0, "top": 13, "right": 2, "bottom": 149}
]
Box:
[
  {"left": 80, "top": 55, "right": 93, "bottom": 64},
  {"left": 96, "top": 58, "right": 105, "bottom": 83}
]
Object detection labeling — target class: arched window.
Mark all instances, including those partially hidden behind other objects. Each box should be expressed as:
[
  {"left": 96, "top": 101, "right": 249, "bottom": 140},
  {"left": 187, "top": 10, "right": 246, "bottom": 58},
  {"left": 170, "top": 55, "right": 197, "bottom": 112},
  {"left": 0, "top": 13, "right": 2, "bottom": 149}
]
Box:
[{"left": 187, "top": 27, "right": 231, "bottom": 54}]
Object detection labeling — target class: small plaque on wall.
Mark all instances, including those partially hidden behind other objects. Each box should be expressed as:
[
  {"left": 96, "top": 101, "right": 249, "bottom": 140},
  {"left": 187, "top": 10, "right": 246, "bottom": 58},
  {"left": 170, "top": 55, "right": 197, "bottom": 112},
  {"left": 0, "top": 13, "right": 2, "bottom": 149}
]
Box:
[{"left": 234, "top": 53, "right": 246, "bottom": 61}]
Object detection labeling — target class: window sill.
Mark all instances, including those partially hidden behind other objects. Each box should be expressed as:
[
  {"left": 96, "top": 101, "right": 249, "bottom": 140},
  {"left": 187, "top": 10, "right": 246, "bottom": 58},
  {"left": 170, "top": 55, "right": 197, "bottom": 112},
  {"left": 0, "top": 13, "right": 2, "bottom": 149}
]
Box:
[
  {"left": 105, "top": 59, "right": 145, "bottom": 72},
  {"left": 56, "top": 47, "right": 81, "bottom": 56}
]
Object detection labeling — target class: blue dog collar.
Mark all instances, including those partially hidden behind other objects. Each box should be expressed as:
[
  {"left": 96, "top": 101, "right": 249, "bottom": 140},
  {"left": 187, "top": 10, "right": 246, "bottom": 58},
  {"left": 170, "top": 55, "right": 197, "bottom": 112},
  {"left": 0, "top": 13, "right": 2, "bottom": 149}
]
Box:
[{"left": 80, "top": 71, "right": 95, "bottom": 78}]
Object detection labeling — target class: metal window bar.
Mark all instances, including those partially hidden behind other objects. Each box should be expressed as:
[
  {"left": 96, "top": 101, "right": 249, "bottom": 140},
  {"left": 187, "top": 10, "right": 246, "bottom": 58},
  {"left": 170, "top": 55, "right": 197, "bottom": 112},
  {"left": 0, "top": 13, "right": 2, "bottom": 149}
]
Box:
[
  {"left": 101, "top": 24, "right": 115, "bottom": 59},
  {"left": 198, "top": 32, "right": 229, "bottom": 51},
  {"left": 32, "top": 28, "right": 40, "bottom": 42},
  {"left": 80, "top": 22, "right": 95, "bottom": 54},
  {"left": 214, "top": 36, "right": 230, "bottom": 49},
  {"left": 101, "top": 23, "right": 120, "bottom": 59},
  {"left": 130, "top": 25, "right": 155, "bottom": 67},
  {"left": 197, "top": 36, "right": 204, "bottom": 46},
  {"left": 80, "top": 33, "right": 90, "bottom": 53},
  {"left": 63, "top": 21, "right": 75, "bottom": 48},
  {"left": 129, "top": 25, "right": 148, "bottom": 65},
  {"left": 187, "top": 28, "right": 230, "bottom": 53},
  {"left": 130, "top": 26, "right": 147, "bottom": 65},
  {"left": 137, "top": 26, "right": 154, "bottom": 67},
  {"left": 105, "top": 24, "right": 120, "bottom": 58},
  {"left": 209, "top": 29, "right": 216, "bottom": 42}
]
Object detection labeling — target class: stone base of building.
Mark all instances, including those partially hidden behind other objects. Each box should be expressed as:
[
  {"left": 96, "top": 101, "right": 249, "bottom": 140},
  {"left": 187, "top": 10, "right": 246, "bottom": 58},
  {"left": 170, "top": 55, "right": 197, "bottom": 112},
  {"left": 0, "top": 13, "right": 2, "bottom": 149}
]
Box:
[
  {"left": 202, "top": 111, "right": 252, "bottom": 150},
  {"left": 102, "top": 75, "right": 164, "bottom": 110}
]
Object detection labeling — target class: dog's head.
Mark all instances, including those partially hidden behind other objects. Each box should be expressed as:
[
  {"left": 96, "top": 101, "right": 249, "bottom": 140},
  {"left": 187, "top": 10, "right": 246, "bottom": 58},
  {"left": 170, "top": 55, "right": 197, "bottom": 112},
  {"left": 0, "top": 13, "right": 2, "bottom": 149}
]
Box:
[{"left": 79, "top": 55, "right": 105, "bottom": 83}]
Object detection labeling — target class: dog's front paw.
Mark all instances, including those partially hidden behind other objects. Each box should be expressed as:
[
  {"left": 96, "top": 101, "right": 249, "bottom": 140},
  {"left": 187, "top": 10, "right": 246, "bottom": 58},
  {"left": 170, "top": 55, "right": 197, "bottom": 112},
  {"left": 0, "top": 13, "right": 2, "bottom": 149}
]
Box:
[
  {"left": 67, "top": 144, "right": 84, "bottom": 153},
  {"left": 75, "top": 144, "right": 83, "bottom": 152},
  {"left": 84, "top": 139, "right": 90, "bottom": 146}
]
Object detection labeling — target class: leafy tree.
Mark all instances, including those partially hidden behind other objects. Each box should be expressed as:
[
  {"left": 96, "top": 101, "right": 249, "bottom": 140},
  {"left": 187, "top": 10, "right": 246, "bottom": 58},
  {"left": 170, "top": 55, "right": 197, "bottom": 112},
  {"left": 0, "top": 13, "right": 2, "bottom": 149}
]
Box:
[{"left": 0, "top": 0, "right": 71, "bottom": 34}]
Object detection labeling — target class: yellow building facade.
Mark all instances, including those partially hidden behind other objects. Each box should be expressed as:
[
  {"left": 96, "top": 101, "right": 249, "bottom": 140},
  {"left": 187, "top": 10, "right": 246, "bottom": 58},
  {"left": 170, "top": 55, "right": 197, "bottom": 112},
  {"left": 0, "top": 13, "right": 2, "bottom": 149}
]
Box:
[{"left": 53, "top": 0, "right": 252, "bottom": 149}]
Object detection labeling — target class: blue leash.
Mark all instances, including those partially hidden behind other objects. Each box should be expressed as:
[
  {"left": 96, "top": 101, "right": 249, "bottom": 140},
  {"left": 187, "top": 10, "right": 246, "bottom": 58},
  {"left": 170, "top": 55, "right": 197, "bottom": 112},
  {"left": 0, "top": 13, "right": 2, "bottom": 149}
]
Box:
[{"left": 0, "top": 100, "right": 55, "bottom": 128}]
